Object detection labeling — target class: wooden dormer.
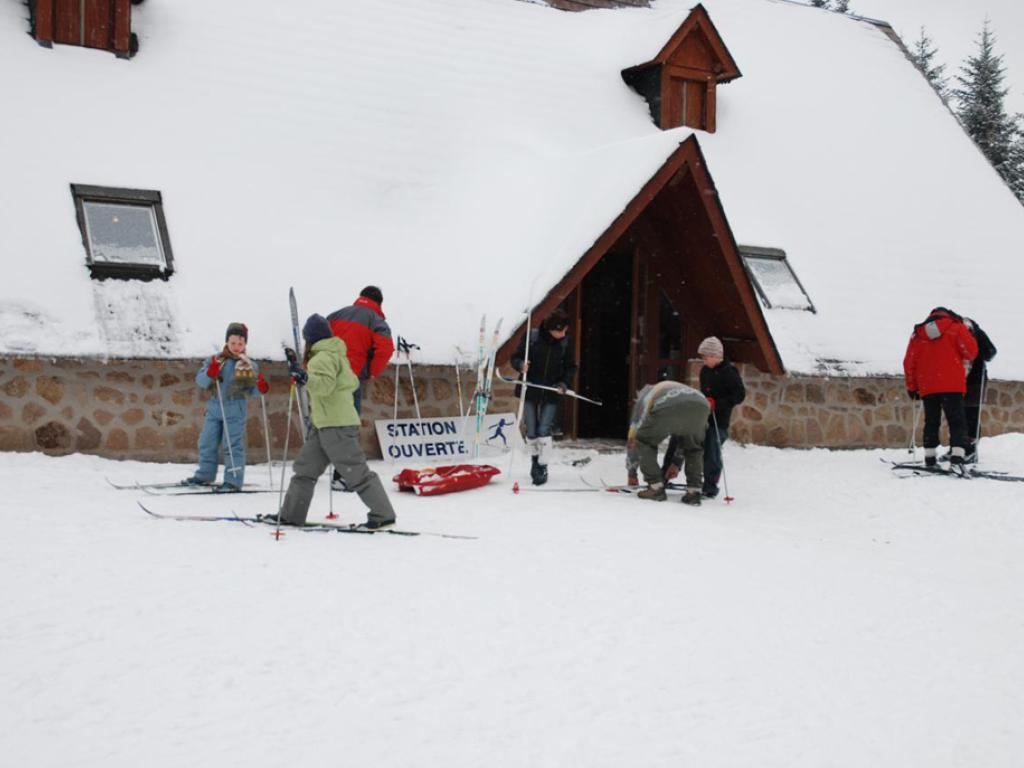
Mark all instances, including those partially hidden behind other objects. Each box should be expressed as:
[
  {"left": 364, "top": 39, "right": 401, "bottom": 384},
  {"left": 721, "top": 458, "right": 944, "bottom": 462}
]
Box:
[
  {"left": 622, "top": 4, "right": 740, "bottom": 132},
  {"left": 31, "top": 0, "right": 136, "bottom": 59}
]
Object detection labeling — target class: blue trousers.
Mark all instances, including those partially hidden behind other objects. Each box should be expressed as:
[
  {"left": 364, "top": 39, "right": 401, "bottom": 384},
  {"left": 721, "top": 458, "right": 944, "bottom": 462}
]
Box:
[
  {"left": 703, "top": 423, "right": 728, "bottom": 493},
  {"left": 194, "top": 398, "right": 247, "bottom": 487},
  {"left": 523, "top": 400, "right": 558, "bottom": 439}
]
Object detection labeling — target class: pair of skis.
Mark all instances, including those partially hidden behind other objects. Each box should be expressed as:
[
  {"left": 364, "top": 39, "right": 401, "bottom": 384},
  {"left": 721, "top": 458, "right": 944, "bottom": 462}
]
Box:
[
  {"left": 885, "top": 459, "right": 1024, "bottom": 482},
  {"left": 470, "top": 315, "right": 503, "bottom": 459},
  {"left": 287, "top": 287, "right": 312, "bottom": 436},
  {"left": 106, "top": 478, "right": 278, "bottom": 496},
  {"left": 136, "top": 502, "right": 476, "bottom": 539}
]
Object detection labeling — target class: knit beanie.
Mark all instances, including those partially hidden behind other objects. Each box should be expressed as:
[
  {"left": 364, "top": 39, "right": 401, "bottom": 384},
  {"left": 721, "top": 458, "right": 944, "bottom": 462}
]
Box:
[
  {"left": 302, "top": 314, "right": 333, "bottom": 345},
  {"left": 697, "top": 336, "right": 724, "bottom": 357},
  {"left": 360, "top": 285, "right": 383, "bottom": 305},
  {"left": 225, "top": 322, "right": 248, "bottom": 342}
]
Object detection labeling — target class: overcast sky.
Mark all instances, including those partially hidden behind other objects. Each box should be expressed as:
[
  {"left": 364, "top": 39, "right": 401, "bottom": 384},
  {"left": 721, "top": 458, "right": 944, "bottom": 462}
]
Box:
[{"left": 849, "top": 0, "right": 1024, "bottom": 115}]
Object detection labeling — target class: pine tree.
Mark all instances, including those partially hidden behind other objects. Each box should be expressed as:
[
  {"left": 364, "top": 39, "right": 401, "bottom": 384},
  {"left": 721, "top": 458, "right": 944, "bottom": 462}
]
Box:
[
  {"left": 808, "top": 1, "right": 852, "bottom": 13},
  {"left": 1007, "top": 119, "right": 1024, "bottom": 203},
  {"left": 910, "top": 27, "right": 949, "bottom": 103},
  {"left": 954, "top": 20, "right": 1017, "bottom": 187}
]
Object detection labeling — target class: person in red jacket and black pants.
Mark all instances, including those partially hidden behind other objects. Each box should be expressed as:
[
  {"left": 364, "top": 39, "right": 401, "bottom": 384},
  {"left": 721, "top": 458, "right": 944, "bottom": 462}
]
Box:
[
  {"left": 326, "top": 286, "right": 395, "bottom": 489},
  {"left": 903, "top": 307, "right": 978, "bottom": 468}
]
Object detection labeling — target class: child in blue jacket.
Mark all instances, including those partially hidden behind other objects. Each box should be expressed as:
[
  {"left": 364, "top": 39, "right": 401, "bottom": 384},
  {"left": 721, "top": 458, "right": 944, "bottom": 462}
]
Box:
[{"left": 185, "top": 322, "right": 268, "bottom": 491}]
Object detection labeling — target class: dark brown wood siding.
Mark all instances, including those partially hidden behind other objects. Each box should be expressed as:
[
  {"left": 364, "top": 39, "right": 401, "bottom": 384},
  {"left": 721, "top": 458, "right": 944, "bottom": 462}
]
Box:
[
  {"left": 33, "top": 0, "right": 132, "bottom": 56},
  {"left": 53, "top": 0, "right": 81, "bottom": 45}
]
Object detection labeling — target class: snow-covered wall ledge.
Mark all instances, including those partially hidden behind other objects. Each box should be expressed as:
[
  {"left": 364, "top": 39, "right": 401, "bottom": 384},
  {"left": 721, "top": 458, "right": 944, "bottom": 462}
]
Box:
[{"left": 0, "top": 357, "right": 1021, "bottom": 460}]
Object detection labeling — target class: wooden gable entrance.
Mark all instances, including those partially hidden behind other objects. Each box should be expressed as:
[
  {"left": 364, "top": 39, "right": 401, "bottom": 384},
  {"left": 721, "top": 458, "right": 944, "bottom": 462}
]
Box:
[{"left": 498, "top": 136, "right": 782, "bottom": 439}]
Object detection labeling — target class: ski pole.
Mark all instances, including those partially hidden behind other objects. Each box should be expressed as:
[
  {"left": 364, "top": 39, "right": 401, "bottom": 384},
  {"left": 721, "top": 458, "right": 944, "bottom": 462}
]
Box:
[
  {"left": 710, "top": 410, "right": 733, "bottom": 504},
  {"left": 391, "top": 350, "right": 402, "bottom": 464},
  {"left": 214, "top": 377, "right": 241, "bottom": 485},
  {"left": 327, "top": 465, "right": 337, "bottom": 519},
  {"left": 454, "top": 352, "right": 465, "bottom": 419},
  {"left": 974, "top": 371, "right": 987, "bottom": 461},
  {"left": 259, "top": 392, "right": 273, "bottom": 486},
  {"left": 509, "top": 308, "right": 532, "bottom": 481},
  {"left": 908, "top": 398, "right": 921, "bottom": 457},
  {"left": 398, "top": 336, "right": 422, "bottom": 421},
  {"left": 274, "top": 381, "right": 297, "bottom": 540}
]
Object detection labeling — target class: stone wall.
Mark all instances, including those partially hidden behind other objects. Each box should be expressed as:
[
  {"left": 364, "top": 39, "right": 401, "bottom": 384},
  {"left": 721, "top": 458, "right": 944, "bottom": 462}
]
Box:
[
  {"left": 1, "top": 356, "right": 1021, "bottom": 460},
  {"left": 0, "top": 357, "right": 517, "bottom": 462},
  {"left": 720, "top": 363, "right": 1024, "bottom": 448}
]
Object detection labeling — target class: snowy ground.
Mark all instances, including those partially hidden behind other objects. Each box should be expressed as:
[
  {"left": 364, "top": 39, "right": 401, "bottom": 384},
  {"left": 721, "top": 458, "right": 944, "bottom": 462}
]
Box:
[{"left": 4, "top": 436, "right": 1024, "bottom": 767}]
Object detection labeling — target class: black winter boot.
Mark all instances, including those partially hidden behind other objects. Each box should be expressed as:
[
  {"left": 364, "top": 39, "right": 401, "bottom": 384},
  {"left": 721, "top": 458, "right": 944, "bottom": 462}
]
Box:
[
  {"left": 535, "top": 460, "right": 549, "bottom": 486},
  {"left": 530, "top": 456, "right": 543, "bottom": 485}
]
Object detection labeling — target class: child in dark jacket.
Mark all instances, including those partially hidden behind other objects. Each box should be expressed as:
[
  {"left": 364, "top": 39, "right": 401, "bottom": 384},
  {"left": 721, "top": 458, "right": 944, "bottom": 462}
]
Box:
[
  {"left": 661, "top": 336, "right": 746, "bottom": 499},
  {"left": 509, "top": 309, "right": 577, "bottom": 486},
  {"left": 185, "top": 322, "right": 268, "bottom": 491}
]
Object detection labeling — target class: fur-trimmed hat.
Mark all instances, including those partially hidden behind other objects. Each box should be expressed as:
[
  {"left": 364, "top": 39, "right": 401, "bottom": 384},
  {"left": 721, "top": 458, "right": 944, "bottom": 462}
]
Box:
[
  {"left": 697, "top": 336, "right": 724, "bottom": 358},
  {"left": 225, "top": 322, "right": 248, "bottom": 342},
  {"left": 302, "top": 314, "right": 333, "bottom": 345}
]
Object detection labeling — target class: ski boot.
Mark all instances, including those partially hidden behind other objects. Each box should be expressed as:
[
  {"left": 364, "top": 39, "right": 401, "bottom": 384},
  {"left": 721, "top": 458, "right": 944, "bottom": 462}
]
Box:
[
  {"left": 637, "top": 482, "right": 667, "bottom": 501},
  {"left": 681, "top": 489, "right": 702, "bottom": 506}
]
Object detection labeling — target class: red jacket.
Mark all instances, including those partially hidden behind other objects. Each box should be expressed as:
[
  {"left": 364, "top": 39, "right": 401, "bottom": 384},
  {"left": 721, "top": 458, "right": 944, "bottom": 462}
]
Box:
[
  {"left": 326, "top": 297, "right": 394, "bottom": 380},
  {"left": 903, "top": 310, "right": 978, "bottom": 396}
]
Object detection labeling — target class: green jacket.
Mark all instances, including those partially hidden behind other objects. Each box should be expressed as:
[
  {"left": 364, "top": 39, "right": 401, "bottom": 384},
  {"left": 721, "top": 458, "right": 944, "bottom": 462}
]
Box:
[{"left": 306, "top": 336, "right": 360, "bottom": 428}]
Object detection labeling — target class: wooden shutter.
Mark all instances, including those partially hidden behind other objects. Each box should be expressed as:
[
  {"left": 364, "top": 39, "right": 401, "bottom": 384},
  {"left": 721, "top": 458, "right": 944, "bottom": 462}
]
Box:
[{"left": 34, "top": 0, "right": 132, "bottom": 56}]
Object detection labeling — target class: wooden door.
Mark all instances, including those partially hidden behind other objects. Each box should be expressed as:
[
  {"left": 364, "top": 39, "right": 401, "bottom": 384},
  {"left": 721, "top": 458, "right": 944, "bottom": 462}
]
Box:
[{"left": 635, "top": 256, "right": 686, "bottom": 387}]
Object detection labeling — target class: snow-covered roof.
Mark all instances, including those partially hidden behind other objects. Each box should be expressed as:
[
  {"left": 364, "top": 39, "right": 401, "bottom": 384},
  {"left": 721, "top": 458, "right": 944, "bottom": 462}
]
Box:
[{"left": 2, "top": 0, "right": 1023, "bottom": 377}]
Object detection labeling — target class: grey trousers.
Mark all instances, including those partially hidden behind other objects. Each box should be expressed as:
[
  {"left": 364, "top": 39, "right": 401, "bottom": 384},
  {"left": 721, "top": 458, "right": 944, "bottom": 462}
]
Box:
[
  {"left": 636, "top": 401, "right": 707, "bottom": 490},
  {"left": 281, "top": 426, "right": 395, "bottom": 526}
]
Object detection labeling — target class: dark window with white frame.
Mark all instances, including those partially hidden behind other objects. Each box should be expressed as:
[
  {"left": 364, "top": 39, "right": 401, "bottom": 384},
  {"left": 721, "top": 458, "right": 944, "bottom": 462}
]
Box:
[
  {"left": 71, "top": 185, "right": 174, "bottom": 280},
  {"left": 739, "top": 245, "right": 815, "bottom": 313}
]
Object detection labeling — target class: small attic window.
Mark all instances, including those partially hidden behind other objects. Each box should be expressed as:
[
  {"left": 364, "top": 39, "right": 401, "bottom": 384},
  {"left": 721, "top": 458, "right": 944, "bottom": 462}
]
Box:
[
  {"left": 71, "top": 185, "right": 174, "bottom": 281},
  {"left": 621, "top": 4, "right": 740, "bottom": 133},
  {"left": 740, "top": 246, "right": 815, "bottom": 312}
]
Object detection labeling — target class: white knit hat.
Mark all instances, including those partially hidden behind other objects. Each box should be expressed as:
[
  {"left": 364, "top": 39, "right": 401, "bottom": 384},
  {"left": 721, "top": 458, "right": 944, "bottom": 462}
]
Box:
[{"left": 697, "top": 336, "right": 724, "bottom": 357}]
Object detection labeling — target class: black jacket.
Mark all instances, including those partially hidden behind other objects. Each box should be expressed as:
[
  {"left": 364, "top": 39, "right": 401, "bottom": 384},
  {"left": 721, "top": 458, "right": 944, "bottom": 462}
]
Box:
[
  {"left": 965, "top": 318, "right": 997, "bottom": 401},
  {"left": 699, "top": 360, "right": 746, "bottom": 430},
  {"left": 510, "top": 329, "right": 577, "bottom": 405}
]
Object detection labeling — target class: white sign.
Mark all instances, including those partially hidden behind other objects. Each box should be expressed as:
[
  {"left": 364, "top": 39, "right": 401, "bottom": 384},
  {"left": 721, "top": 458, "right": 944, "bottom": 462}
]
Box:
[{"left": 375, "top": 413, "right": 518, "bottom": 463}]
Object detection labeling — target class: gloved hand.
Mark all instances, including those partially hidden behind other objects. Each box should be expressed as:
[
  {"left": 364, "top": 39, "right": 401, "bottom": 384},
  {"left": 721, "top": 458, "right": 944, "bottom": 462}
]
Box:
[
  {"left": 257, "top": 373, "right": 269, "bottom": 394},
  {"left": 665, "top": 464, "right": 680, "bottom": 481},
  {"left": 557, "top": 383, "right": 567, "bottom": 394},
  {"left": 706, "top": 396, "right": 717, "bottom": 412},
  {"left": 907, "top": 390, "right": 919, "bottom": 400},
  {"left": 288, "top": 360, "right": 307, "bottom": 386},
  {"left": 206, "top": 356, "right": 221, "bottom": 380},
  {"left": 627, "top": 471, "right": 639, "bottom": 487}
]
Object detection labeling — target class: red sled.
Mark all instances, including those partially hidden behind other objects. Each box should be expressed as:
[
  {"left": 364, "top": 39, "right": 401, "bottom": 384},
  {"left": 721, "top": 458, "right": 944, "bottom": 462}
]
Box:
[{"left": 393, "top": 464, "right": 501, "bottom": 496}]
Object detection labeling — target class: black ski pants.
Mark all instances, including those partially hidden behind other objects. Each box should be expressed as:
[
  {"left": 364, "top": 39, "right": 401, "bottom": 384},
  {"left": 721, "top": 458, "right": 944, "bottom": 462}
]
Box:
[{"left": 922, "top": 393, "right": 968, "bottom": 452}]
